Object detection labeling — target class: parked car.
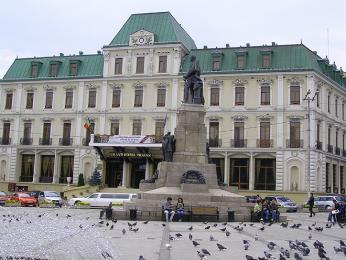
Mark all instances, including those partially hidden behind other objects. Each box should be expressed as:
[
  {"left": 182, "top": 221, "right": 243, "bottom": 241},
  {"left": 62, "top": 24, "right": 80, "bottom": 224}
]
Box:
[
  {"left": 38, "top": 191, "right": 63, "bottom": 207},
  {"left": 0, "top": 191, "right": 10, "bottom": 205},
  {"left": 245, "top": 195, "right": 259, "bottom": 203},
  {"left": 29, "top": 190, "right": 42, "bottom": 200},
  {"left": 264, "top": 196, "right": 298, "bottom": 212},
  {"left": 313, "top": 195, "right": 344, "bottom": 210},
  {"left": 68, "top": 193, "right": 138, "bottom": 207},
  {"left": 11, "top": 192, "right": 37, "bottom": 206}
]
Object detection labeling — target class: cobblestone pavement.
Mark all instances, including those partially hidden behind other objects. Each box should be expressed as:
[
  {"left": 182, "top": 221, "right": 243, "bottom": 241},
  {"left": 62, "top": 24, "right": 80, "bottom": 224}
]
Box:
[{"left": 0, "top": 207, "right": 345, "bottom": 260}]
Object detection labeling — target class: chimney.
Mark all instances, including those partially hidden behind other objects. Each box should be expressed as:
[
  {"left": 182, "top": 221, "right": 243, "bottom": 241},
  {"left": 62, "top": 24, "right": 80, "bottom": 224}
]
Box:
[
  {"left": 59, "top": 53, "right": 64, "bottom": 56},
  {"left": 246, "top": 43, "right": 250, "bottom": 47},
  {"left": 271, "top": 42, "right": 276, "bottom": 46},
  {"left": 312, "top": 51, "right": 317, "bottom": 55},
  {"left": 79, "top": 51, "right": 84, "bottom": 55},
  {"left": 97, "top": 50, "right": 102, "bottom": 54},
  {"left": 203, "top": 45, "right": 208, "bottom": 49},
  {"left": 225, "top": 43, "right": 230, "bottom": 48}
]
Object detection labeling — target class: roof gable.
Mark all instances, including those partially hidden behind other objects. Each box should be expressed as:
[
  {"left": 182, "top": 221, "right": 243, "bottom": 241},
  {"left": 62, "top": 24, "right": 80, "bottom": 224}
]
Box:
[{"left": 108, "top": 12, "right": 196, "bottom": 50}]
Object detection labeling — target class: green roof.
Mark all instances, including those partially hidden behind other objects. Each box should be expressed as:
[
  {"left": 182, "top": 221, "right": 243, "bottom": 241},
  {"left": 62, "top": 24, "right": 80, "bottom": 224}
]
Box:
[
  {"left": 2, "top": 54, "right": 103, "bottom": 82},
  {"left": 180, "top": 44, "right": 346, "bottom": 90},
  {"left": 108, "top": 11, "right": 196, "bottom": 50}
]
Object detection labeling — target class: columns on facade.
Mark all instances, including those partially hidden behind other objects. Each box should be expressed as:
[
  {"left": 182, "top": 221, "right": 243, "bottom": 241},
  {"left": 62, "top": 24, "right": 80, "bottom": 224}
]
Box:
[
  {"left": 53, "top": 150, "right": 59, "bottom": 184},
  {"left": 145, "top": 158, "right": 151, "bottom": 180},
  {"left": 276, "top": 75, "right": 284, "bottom": 148},
  {"left": 75, "top": 115, "right": 82, "bottom": 145},
  {"left": 223, "top": 152, "right": 229, "bottom": 185},
  {"left": 33, "top": 150, "right": 39, "bottom": 183},
  {"left": 249, "top": 153, "right": 254, "bottom": 190},
  {"left": 338, "top": 160, "right": 341, "bottom": 193},
  {"left": 99, "top": 81, "right": 107, "bottom": 135},
  {"left": 77, "top": 82, "right": 84, "bottom": 112},
  {"left": 122, "top": 160, "right": 128, "bottom": 188}
]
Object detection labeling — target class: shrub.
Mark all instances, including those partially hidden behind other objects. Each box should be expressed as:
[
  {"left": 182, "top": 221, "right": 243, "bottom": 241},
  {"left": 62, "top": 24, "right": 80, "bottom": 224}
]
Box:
[
  {"left": 88, "top": 168, "right": 102, "bottom": 186},
  {"left": 77, "top": 173, "right": 85, "bottom": 186}
]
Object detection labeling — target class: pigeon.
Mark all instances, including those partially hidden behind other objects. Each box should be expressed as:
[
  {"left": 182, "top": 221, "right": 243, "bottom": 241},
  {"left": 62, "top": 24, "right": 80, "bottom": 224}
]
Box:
[
  {"left": 132, "top": 222, "right": 137, "bottom": 226},
  {"left": 280, "top": 222, "right": 288, "bottom": 228},
  {"left": 162, "top": 223, "right": 166, "bottom": 227},
  {"left": 299, "top": 246, "right": 310, "bottom": 256},
  {"left": 189, "top": 233, "right": 192, "bottom": 240},
  {"left": 308, "top": 233, "right": 312, "bottom": 240},
  {"left": 340, "top": 240, "right": 346, "bottom": 247},
  {"left": 209, "top": 234, "right": 216, "bottom": 241},
  {"left": 289, "top": 241, "right": 297, "bottom": 250},
  {"left": 267, "top": 241, "right": 276, "bottom": 250},
  {"left": 216, "top": 243, "right": 227, "bottom": 250},
  {"left": 338, "top": 223, "right": 344, "bottom": 229},
  {"left": 205, "top": 225, "right": 211, "bottom": 230},
  {"left": 169, "top": 235, "right": 174, "bottom": 241},
  {"left": 213, "top": 223, "right": 218, "bottom": 227},
  {"left": 225, "top": 230, "right": 230, "bottom": 237},
  {"left": 326, "top": 223, "right": 332, "bottom": 228},
  {"left": 139, "top": 256, "right": 146, "bottom": 260},
  {"left": 106, "top": 222, "right": 109, "bottom": 227},
  {"left": 188, "top": 225, "right": 193, "bottom": 231},
  {"left": 249, "top": 223, "right": 254, "bottom": 227},
  {"left": 110, "top": 225, "right": 114, "bottom": 230},
  {"left": 333, "top": 246, "right": 344, "bottom": 254},
  {"left": 308, "top": 226, "right": 312, "bottom": 231},
  {"left": 313, "top": 240, "right": 324, "bottom": 249},
  {"left": 165, "top": 243, "right": 172, "bottom": 250},
  {"left": 66, "top": 214, "right": 72, "bottom": 218},
  {"left": 122, "top": 228, "right": 126, "bottom": 235},
  {"left": 192, "top": 240, "right": 200, "bottom": 247},
  {"left": 128, "top": 222, "right": 133, "bottom": 227},
  {"left": 222, "top": 222, "right": 227, "bottom": 226},
  {"left": 259, "top": 226, "right": 265, "bottom": 231},
  {"left": 255, "top": 233, "right": 259, "bottom": 241},
  {"left": 38, "top": 214, "right": 42, "bottom": 218},
  {"left": 318, "top": 248, "right": 330, "bottom": 260},
  {"left": 79, "top": 224, "right": 83, "bottom": 229},
  {"left": 245, "top": 255, "right": 255, "bottom": 260},
  {"left": 143, "top": 220, "right": 149, "bottom": 224},
  {"left": 264, "top": 251, "right": 272, "bottom": 259},
  {"left": 131, "top": 228, "right": 139, "bottom": 232},
  {"left": 220, "top": 227, "right": 226, "bottom": 232},
  {"left": 112, "top": 219, "right": 117, "bottom": 223},
  {"left": 243, "top": 240, "right": 250, "bottom": 250},
  {"left": 99, "top": 221, "right": 104, "bottom": 225},
  {"left": 101, "top": 251, "right": 113, "bottom": 259},
  {"left": 56, "top": 213, "right": 58, "bottom": 217},
  {"left": 279, "top": 254, "right": 286, "bottom": 260},
  {"left": 312, "top": 222, "right": 316, "bottom": 226},
  {"left": 201, "top": 248, "right": 211, "bottom": 255},
  {"left": 197, "top": 251, "right": 205, "bottom": 259},
  {"left": 294, "top": 253, "right": 303, "bottom": 260},
  {"left": 175, "top": 233, "right": 183, "bottom": 238}
]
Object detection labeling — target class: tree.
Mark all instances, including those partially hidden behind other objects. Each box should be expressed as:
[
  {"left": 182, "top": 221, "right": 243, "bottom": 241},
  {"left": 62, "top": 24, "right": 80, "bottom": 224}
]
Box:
[
  {"left": 77, "top": 173, "right": 85, "bottom": 186},
  {"left": 89, "top": 168, "right": 102, "bottom": 186}
]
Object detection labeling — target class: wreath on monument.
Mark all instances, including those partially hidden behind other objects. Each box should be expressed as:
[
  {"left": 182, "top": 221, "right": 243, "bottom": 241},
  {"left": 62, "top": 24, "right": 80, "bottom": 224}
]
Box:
[{"left": 180, "top": 170, "right": 206, "bottom": 184}]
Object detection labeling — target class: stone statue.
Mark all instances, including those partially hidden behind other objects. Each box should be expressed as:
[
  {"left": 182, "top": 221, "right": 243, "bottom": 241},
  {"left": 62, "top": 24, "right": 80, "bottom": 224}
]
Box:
[
  {"left": 183, "top": 55, "right": 204, "bottom": 104},
  {"left": 162, "top": 132, "right": 176, "bottom": 162}
]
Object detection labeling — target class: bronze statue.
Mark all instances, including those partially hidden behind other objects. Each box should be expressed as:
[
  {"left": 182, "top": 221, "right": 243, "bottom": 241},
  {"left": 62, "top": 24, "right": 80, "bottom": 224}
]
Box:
[
  {"left": 183, "top": 55, "right": 204, "bottom": 104},
  {"left": 162, "top": 132, "right": 176, "bottom": 162}
]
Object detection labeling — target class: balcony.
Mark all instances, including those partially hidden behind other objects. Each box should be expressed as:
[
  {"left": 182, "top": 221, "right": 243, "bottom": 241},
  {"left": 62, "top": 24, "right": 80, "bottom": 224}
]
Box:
[
  {"left": 316, "top": 141, "right": 322, "bottom": 150},
  {"left": 343, "top": 150, "right": 346, "bottom": 157},
  {"left": 59, "top": 138, "right": 73, "bottom": 146},
  {"left": 82, "top": 138, "right": 90, "bottom": 146},
  {"left": 208, "top": 139, "right": 222, "bottom": 148},
  {"left": 333, "top": 187, "right": 339, "bottom": 193},
  {"left": 19, "top": 176, "right": 33, "bottom": 182},
  {"left": 20, "top": 138, "right": 33, "bottom": 145},
  {"left": 230, "top": 139, "right": 247, "bottom": 148},
  {"left": 327, "top": 144, "right": 333, "bottom": 153},
  {"left": 39, "top": 138, "right": 52, "bottom": 145},
  {"left": 335, "top": 147, "right": 341, "bottom": 156},
  {"left": 39, "top": 176, "right": 53, "bottom": 183},
  {"left": 256, "top": 139, "right": 273, "bottom": 148},
  {"left": 286, "top": 139, "right": 303, "bottom": 148},
  {"left": 0, "top": 138, "right": 11, "bottom": 145}
]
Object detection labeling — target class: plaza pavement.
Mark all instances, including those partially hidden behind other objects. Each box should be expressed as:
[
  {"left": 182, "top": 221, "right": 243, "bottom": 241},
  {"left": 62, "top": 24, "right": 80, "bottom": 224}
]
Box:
[{"left": 0, "top": 207, "right": 345, "bottom": 260}]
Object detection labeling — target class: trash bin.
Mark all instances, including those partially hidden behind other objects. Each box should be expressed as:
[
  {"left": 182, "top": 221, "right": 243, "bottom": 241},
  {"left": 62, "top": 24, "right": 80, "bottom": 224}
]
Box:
[
  {"left": 129, "top": 209, "right": 137, "bottom": 220},
  {"left": 228, "top": 211, "right": 235, "bottom": 222}
]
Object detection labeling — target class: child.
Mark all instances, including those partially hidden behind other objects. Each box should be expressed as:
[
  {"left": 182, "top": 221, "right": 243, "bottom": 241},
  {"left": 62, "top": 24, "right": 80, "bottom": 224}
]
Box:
[{"left": 176, "top": 198, "right": 185, "bottom": 221}]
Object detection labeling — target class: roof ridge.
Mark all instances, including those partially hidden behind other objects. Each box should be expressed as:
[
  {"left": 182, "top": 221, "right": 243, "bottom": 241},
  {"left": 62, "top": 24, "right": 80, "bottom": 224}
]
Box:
[
  {"left": 130, "top": 11, "right": 171, "bottom": 16},
  {"left": 13, "top": 53, "right": 102, "bottom": 60}
]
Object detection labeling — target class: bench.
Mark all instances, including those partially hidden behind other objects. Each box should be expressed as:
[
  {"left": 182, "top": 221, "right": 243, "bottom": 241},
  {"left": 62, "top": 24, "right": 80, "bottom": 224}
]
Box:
[
  {"left": 191, "top": 206, "right": 219, "bottom": 222},
  {"left": 161, "top": 206, "right": 192, "bottom": 222},
  {"left": 250, "top": 209, "right": 280, "bottom": 222}
]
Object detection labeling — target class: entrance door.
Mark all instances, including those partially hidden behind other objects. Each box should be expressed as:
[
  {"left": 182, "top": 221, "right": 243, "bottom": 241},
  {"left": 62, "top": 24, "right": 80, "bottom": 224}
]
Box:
[
  {"left": 106, "top": 160, "right": 123, "bottom": 188},
  {"left": 130, "top": 159, "right": 146, "bottom": 188}
]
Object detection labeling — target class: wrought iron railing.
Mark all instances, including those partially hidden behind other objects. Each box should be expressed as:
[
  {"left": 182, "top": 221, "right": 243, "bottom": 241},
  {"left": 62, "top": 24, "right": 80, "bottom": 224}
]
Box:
[
  {"left": 286, "top": 139, "right": 303, "bottom": 148},
  {"left": 39, "top": 138, "right": 52, "bottom": 145},
  {"left": 230, "top": 139, "right": 247, "bottom": 148},
  {"left": 256, "top": 139, "right": 273, "bottom": 148},
  {"left": 20, "top": 138, "right": 33, "bottom": 145},
  {"left": 59, "top": 138, "right": 73, "bottom": 146}
]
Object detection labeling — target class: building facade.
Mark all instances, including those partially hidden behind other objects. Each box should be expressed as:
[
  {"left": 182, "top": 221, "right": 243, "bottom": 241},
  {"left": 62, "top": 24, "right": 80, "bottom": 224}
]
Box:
[{"left": 0, "top": 12, "right": 346, "bottom": 193}]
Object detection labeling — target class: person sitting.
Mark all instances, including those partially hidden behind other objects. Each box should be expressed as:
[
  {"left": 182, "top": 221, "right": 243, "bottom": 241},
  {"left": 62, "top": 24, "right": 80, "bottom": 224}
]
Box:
[
  {"left": 261, "top": 200, "right": 270, "bottom": 221},
  {"left": 253, "top": 200, "right": 262, "bottom": 221},
  {"left": 270, "top": 199, "right": 279, "bottom": 222},
  {"left": 176, "top": 197, "right": 185, "bottom": 222},
  {"left": 328, "top": 199, "right": 341, "bottom": 224},
  {"left": 163, "top": 197, "right": 175, "bottom": 222}
]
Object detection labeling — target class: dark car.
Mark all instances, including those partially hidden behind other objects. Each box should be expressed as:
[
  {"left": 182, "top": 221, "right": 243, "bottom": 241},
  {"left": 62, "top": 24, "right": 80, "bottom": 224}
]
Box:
[
  {"left": 29, "top": 191, "right": 42, "bottom": 199},
  {"left": 245, "top": 195, "right": 259, "bottom": 203}
]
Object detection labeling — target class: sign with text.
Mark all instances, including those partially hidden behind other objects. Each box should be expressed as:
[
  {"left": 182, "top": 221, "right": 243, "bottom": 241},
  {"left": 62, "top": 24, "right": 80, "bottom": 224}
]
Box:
[
  {"left": 109, "top": 152, "right": 152, "bottom": 158},
  {"left": 108, "top": 135, "right": 155, "bottom": 144}
]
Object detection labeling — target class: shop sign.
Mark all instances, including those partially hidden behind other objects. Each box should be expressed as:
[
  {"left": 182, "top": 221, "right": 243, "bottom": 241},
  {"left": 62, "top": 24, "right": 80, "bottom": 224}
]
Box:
[
  {"left": 108, "top": 135, "right": 155, "bottom": 144},
  {"left": 109, "top": 152, "right": 152, "bottom": 158}
]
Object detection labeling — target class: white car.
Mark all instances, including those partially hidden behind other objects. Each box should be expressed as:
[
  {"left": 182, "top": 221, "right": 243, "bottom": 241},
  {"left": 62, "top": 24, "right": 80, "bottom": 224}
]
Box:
[
  {"left": 68, "top": 193, "right": 137, "bottom": 207},
  {"left": 38, "top": 191, "right": 63, "bottom": 207}
]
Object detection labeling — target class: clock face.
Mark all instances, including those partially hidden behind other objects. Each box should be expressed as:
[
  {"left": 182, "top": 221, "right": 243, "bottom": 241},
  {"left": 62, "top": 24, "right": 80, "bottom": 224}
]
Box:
[{"left": 138, "top": 37, "right": 145, "bottom": 44}]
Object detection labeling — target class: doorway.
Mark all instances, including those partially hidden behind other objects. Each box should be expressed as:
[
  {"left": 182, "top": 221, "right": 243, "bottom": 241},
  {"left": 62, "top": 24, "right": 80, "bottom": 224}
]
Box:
[
  {"left": 130, "top": 159, "right": 146, "bottom": 188},
  {"left": 106, "top": 159, "right": 123, "bottom": 188}
]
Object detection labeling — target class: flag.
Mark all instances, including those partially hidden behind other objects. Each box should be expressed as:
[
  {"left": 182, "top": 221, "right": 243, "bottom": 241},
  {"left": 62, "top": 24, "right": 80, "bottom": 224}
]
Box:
[{"left": 163, "top": 113, "right": 168, "bottom": 128}]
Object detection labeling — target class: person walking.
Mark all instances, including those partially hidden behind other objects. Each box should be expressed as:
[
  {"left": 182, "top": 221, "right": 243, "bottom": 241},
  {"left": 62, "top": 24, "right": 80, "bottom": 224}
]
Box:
[{"left": 308, "top": 193, "right": 316, "bottom": 217}]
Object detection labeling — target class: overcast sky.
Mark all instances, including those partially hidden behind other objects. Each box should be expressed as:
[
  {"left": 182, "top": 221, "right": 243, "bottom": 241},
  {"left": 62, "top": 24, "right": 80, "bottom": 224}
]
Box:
[{"left": 0, "top": 0, "right": 345, "bottom": 78}]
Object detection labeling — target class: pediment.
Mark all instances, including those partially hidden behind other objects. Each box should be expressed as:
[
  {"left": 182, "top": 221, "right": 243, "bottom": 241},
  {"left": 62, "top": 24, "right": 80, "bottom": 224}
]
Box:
[{"left": 129, "top": 29, "right": 154, "bottom": 46}]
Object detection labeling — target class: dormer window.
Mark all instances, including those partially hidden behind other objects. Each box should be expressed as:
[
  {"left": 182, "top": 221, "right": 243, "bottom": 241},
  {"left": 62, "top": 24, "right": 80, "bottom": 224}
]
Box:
[
  {"left": 212, "top": 58, "right": 221, "bottom": 71},
  {"left": 70, "top": 63, "right": 77, "bottom": 76},
  {"left": 211, "top": 50, "right": 223, "bottom": 71},
  {"left": 49, "top": 62, "right": 60, "bottom": 77},
  {"left": 235, "top": 51, "right": 247, "bottom": 69},
  {"left": 31, "top": 62, "right": 42, "bottom": 78},
  {"left": 260, "top": 50, "right": 272, "bottom": 69}
]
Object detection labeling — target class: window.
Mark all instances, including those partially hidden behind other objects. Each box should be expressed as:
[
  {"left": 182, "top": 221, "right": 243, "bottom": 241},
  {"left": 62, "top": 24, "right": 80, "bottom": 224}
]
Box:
[
  {"left": 42, "top": 122, "right": 51, "bottom": 145},
  {"left": 134, "top": 89, "right": 143, "bottom": 107},
  {"left": 132, "top": 120, "right": 142, "bottom": 135},
  {"left": 262, "top": 54, "right": 271, "bottom": 68},
  {"left": 5, "top": 93, "right": 12, "bottom": 110},
  {"left": 45, "top": 91, "right": 53, "bottom": 109},
  {"left": 255, "top": 159, "right": 276, "bottom": 190},
  {"left": 261, "top": 85, "right": 270, "bottom": 105},
  {"left": 21, "top": 155, "right": 34, "bottom": 181},
  {"left": 69, "top": 62, "right": 77, "bottom": 76},
  {"left": 157, "top": 88, "right": 166, "bottom": 107},
  {"left": 260, "top": 121, "right": 271, "bottom": 147},
  {"left": 290, "top": 121, "right": 301, "bottom": 148},
  {"left": 233, "top": 122, "right": 244, "bottom": 147},
  {"left": 112, "top": 89, "right": 121, "bottom": 108},
  {"left": 235, "top": 87, "right": 244, "bottom": 106},
  {"left": 336, "top": 130, "right": 339, "bottom": 150},
  {"left": 158, "top": 56, "right": 167, "bottom": 73},
  {"left": 290, "top": 85, "right": 300, "bottom": 105},
  {"left": 40, "top": 155, "right": 54, "bottom": 180},
  {"left": 31, "top": 63, "right": 38, "bottom": 78},
  {"left": 49, "top": 63, "right": 58, "bottom": 77},
  {"left": 328, "top": 127, "right": 331, "bottom": 145},
  {"left": 88, "top": 89, "right": 96, "bottom": 108},
  {"left": 236, "top": 55, "right": 246, "bottom": 69},
  {"left": 209, "top": 122, "right": 219, "bottom": 147},
  {"left": 63, "top": 122, "right": 71, "bottom": 140},
  {"left": 26, "top": 92, "right": 34, "bottom": 109},
  {"left": 328, "top": 94, "right": 331, "bottom": 113},
  {"left": 114, "top": 58, "right": 123, "bottom": 75},
  {"left": 60, "top": 156, "right": 74, "bottom": 183},
  {"left": 110, "top": 121, "right": 119, "bottom": 135},
  {"left": 343, "top": 133, "right": 345, "bottom": 151},
  {"left": 136, "top": 57, "right": 144, "bottom": 74},
  {"left": 230, "top": 159, "right": 249, "bottom": 189},
  {"left": 65, "top": 90, "right": 73, "bottom": 109},
  {"left": 2, "top": 122, "right": 10, "bottom": 145},
  {"left": 155, "top": 120, "right": 165, "bottom": 142},
  {"left": 212, "top": 58, "right": 221, "bottom": 71},
  {"left": 316, "top": 91, "right": 320, "bottom": 108},
  {"left": 335, "top": 98, "right": 338, "bottom": 117},
  {"left": 317, "top": 123, "right": 320, "bottom": 142},
  {"left": 23, "top": 122, "right": 31, "bottom": 139},
  {"left": 210, "top": 88, "right": 219, "bottom": 106}
]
